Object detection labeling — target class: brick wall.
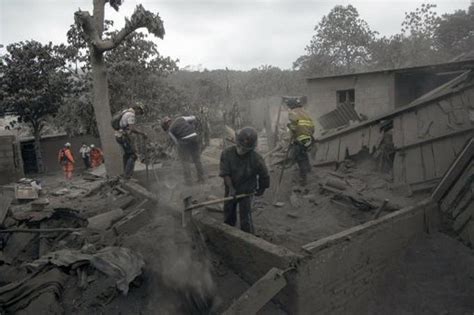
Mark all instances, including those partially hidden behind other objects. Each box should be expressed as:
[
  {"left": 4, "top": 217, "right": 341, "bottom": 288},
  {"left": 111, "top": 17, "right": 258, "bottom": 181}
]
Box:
[
  {"left": 0, "top": 133, "right": 24, "bottom": 185},
  {"left": 306, "top": 72, "right": 395, "bottom": 120}
]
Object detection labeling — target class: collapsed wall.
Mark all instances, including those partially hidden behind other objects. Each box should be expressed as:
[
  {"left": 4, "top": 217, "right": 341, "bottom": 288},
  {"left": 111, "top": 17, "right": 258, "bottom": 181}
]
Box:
[
  {"left": 193, "top": 198, "right": 438, "bottom": 314},
  {"left": 313, "top": 71, "right": 474, "bottom": 191}
]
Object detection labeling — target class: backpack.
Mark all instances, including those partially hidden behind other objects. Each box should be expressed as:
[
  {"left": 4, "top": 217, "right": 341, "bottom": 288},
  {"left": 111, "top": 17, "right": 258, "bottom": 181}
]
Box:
[{"left": 111, "top": 110, "right": 126, "bottom": 130}]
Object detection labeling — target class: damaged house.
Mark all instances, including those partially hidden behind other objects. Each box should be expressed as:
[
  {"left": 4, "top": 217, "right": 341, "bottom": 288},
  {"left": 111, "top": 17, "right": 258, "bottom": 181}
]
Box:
[{"left": 307, "top": 59, "right": 474, "bottom": 191}]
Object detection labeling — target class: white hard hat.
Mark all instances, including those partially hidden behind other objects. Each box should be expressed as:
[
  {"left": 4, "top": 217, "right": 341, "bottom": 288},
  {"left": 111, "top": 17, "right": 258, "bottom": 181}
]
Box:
[
  {"left": 65, "top": 142, "right": 71, "bottom": 147},
  {"left": 90, "top": 144, "right": 95, "bottom": 148}
]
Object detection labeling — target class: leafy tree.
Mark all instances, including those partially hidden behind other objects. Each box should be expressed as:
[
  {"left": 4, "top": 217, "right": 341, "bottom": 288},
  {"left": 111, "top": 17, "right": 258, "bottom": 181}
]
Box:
[
  {"left": 105, "top": 31, "right": 179, "bottom": 115},
  {"left": 63, "top": 21, "right": 182, "bottom": 134},
  {"left": 73, "top": 0, "right": 166, "bottom": 176},
  {"left": 295, "top": 5, "right": 376, "bottom": 75},
  {"left": 0, "top": 41, "right": 70, "bottom": 172},
  {"left": 436, "top": 4, "right": 474, "bottom": 58}
]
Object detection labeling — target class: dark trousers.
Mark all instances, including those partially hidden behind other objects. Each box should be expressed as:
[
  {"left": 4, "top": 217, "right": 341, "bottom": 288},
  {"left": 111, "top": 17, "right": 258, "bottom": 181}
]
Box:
[
  {"left": 178, "top": 137, "right": 204, "bottom": 184},
  {"left": 82, "top": 156, "right": 90, "bottom": 169},
  {"left": 116, "top": 135, "right": 137, "bottom": 179},
  {"left": 290, "top": 141, "right": 312, "bottom": 183},
  {"left": 223, "top": 192, "right": 254, "bottom": 234}
]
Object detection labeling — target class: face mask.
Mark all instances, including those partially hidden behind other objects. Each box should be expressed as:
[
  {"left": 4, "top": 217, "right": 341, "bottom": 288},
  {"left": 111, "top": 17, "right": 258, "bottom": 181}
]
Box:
[{"left": 236, "top": 145, "right": 252, "bottom": 155}]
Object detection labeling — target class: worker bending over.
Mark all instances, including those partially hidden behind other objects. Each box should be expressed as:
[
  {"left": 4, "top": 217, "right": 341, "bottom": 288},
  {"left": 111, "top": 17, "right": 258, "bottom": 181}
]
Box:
[
  {"left": 285, "top": 96, "right": 315, "bottom": 186},
  {"left": 113, "top": 102, "right": 147, "bottom": 179},
  {"left": 219, "top": 127, "right": 270, "bottom": 233},
  {"left": 162, "top": 115, "right": 205, "bottom": 184},
  {"left": 58, "top": 142, "right": 75, "bottom": 180}
]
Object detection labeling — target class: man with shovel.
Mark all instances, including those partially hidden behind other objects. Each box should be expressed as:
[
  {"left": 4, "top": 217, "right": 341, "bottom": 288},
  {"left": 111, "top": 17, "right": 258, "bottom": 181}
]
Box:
[{"left": 219, "top": 127, "right": 270, "bottom": 233}]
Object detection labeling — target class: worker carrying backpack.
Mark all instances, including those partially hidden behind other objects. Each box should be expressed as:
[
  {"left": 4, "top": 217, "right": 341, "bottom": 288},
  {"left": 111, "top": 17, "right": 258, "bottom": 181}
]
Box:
[{"left": 111, "top": 110, "right": 125, "bottom": 131}]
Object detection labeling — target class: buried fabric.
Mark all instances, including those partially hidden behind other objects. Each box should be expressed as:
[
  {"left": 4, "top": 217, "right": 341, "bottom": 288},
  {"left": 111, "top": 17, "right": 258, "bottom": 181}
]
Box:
[
  {"left": 28, "top": 247, "right": 144, "bottom": 294},
  {"left": 0, "top": 268, "right": 67, "bottom": 314}
]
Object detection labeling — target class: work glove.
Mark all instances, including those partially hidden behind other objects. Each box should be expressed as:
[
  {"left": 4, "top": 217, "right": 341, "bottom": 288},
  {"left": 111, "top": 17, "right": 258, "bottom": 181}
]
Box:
[
  {"left": 228, "top": 186, "right": 237, "bottom": 199},
  {"left": 255, "top": 188, "right": 265, "bottom": 197}
]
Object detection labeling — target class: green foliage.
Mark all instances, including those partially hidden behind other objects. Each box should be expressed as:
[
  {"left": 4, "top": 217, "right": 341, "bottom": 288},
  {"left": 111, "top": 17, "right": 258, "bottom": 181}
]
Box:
[
  {"left": 297, "top": 2, "right": 474, "bottom": 75},
  {"left": 125, "top": 4, "right": 165, "bottom": 40},
  {"left": 61, "top": 23, "right": 182, "bottom": 132},
  {"left": 436, "top": 4, "right": 474, "bottom": 58},
  {"left": 296, "top": 5, "right": 377, "bottom": 74},
  {"left": 0, "top": 41, "right": 70, "bottom": 134}
]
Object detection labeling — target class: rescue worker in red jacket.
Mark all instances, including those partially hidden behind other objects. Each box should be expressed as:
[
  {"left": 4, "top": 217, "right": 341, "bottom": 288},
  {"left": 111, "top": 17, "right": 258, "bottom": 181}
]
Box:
[
  {"left": 89, "top": 144, "right": 104, "bottom": 168},
  {"left": 58, "top": 142, "right": 75, "bottom": 180}
]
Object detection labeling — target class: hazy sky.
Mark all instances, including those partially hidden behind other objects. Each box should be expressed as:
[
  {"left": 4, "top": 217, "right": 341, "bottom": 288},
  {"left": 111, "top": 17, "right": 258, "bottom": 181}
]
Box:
[{"left": 0, "top": 0, "right": 471, "bottom": 70}]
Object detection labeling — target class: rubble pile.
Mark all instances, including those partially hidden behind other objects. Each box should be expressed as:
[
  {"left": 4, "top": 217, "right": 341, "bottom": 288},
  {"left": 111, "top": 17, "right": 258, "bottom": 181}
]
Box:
[{"left": 0, "top": 177, "right": 151, "bottom": 314}]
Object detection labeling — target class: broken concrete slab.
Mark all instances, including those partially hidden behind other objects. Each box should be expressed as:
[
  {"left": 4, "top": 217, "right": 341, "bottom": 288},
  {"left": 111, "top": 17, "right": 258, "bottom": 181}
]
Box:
[
  {"left": 122, "top": 181, "right": 158, "bottom": 203},
  {"left": 87, "top": 208, "right": 124, "bottom": 230},
  {"left": 223, "top": 267, "right": 287, "bottom": 315},
  {"left": 112, "top": 208, "right": 151, "bottom": 236}
]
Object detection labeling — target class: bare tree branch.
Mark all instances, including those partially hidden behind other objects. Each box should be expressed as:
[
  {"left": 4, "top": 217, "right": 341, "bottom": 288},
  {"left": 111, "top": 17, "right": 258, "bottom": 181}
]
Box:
[{"left": 75, "top": 5, "right": 165, "bottom": 53}]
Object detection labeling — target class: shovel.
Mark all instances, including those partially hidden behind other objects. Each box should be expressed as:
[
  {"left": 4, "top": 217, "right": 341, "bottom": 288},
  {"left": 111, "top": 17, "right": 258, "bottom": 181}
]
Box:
[{"left": 182, "top": 193, "right": 254, "bottom": 227}]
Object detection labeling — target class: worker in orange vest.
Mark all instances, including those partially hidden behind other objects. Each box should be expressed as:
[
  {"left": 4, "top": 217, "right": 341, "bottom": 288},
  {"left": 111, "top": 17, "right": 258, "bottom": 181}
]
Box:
[
  {"left": 58, "top": 142, "right": 75, "bottom": 180},
  {"left": 89, "top": 144, "right": 104, "bottom": 168}
]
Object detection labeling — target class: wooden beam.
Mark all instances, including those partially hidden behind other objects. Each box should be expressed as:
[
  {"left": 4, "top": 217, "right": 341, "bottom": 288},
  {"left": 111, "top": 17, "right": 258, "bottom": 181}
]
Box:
[
  {"left": 432, "top": 137, "right": 473, "bottom": 202},
  {"left": 223, "top": 267, "right": 287, "bottom": 315}
]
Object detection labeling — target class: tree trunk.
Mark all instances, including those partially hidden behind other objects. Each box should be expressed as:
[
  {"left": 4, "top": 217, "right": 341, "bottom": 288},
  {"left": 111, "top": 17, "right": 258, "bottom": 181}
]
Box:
[
  {"left": 90, "top": 48, "right": 123, "bottom": 176},
  {"left": 32, "top": 126, "right": 44, "bottom": 173}
]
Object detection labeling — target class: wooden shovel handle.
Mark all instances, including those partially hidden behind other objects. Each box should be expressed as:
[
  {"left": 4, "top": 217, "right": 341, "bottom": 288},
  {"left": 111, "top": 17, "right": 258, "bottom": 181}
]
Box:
[{"left": 185, "top": 193, "right": 254, "bottom": 212}]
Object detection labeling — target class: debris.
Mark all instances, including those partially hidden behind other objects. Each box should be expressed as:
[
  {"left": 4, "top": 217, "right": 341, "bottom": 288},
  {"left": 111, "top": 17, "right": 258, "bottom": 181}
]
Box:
[
  {"left": 30, "top": 197, "right": 50, "bottom": 211},
  {"left": 287, "top": 212, "right": 299, "bottom": 219},
  {"left": 273, "top": 202, "right": 285, "bottom": 208},
  {"left": 122, "top": 181, "right": 158, "bottom": 203},
  {"left": 87, "top": 208, "right": 124, "bottom": 230},
  {"left": 372, "top": 199, "right": 389, "bottom": 220},
  {"left": 2, "top": 227, "right": 37, "bottom": 262},
  {"left": 85, "top": 164, "right": 106, "bottom": 178},
  {"left": 325, "top": 177, "right": 348, "bottom": 191},
  {"left": 321, "top": 184, "right": 376, "bottom": 211},
  {"left": 11, "top": 209, "right": 54, "bottom": 222},
  {"left": 453, "top": 207, "right": 473, "bottom": 232},
  {"left": 112, "top": 208, "right": 151, "bottom": 236},
  {"left": 14, "top": 184, "right": 39, "bottom": 200},
  {"left": 28, "top": 247, "right": 145, "bottom": 294},
  {"left": 109, "top": 194, "right": 136, "bottom": 210},
  {"left": 0, "top": 194, "right": 13, "bottom": 225},
  {"left": 222, "top": 267, "right": 287, "bottom": 315},
  {"left": 52, "top": 188, "right": 70, "bottom": 196},
  {"left": 390, "top": 183, "right": 413, "bottom": 197},
  {"left": 289, "top": 193, "right": 302, "bottom": 208},
  {"left": 0, "top": 227, "right": 82, "bottom": 233},
  {"left": 0, "top": 268, "right": 67, "bottom": 314}
]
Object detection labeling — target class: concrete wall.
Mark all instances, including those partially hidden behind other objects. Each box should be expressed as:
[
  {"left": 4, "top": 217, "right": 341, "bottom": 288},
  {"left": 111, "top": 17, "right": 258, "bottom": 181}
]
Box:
[
  {"left": 306, "top": 72, "right": 395, "bottom": 120},
  {"left": 0, "top": 132, "right": 24, "bottom": 185},
  {"left": 195, "top": 198, "right": 437, "bottom": 314},
  {"left": 193, "top": 213, "right": 303, "bottom": 310},
  {"left": 297, "top": 198, "right": 436, "bottom": 314}
]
